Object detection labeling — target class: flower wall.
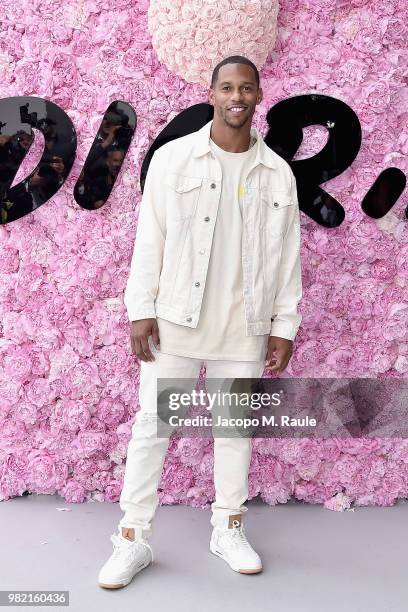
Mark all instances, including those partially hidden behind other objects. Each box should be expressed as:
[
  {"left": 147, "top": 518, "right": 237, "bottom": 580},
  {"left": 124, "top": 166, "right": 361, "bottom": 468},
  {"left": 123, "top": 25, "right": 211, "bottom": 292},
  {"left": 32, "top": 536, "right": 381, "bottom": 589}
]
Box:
[{"left": 0, "top": 0, "right": 407, "bottom": 511}]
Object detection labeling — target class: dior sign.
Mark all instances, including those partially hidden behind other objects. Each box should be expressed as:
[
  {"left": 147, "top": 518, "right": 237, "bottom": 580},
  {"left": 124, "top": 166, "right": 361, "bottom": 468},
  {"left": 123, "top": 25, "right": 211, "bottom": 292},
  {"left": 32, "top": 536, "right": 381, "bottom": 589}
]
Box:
[{"left": 0, "top": 95, "right": 405, "bottom": 226}]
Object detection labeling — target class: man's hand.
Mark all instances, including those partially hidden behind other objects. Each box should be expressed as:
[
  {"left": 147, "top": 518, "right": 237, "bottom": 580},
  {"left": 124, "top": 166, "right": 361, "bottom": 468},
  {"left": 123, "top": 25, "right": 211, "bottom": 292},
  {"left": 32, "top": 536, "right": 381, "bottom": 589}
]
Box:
[
  {"left": 130, "top": 318, "right": 160, "bottom": 362},
  {"left": 265, "top": 336, "right": 293, "bottom": 373}
]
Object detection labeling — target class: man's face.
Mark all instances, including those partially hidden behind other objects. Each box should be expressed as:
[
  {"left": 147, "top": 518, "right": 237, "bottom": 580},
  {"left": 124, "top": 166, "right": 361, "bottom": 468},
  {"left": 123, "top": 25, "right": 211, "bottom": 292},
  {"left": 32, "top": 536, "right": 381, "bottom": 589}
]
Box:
[
  {"left": 29, "top": 170, "right": 46, "bottom": 188},
  {"left": 107, "top": 150, "right": 124, "bottom": 172},
  {"left": 208, "top": 63, "right": 263, "bottom": 129},
  {"left": 16, "top": 133, "right": 32, "bottom": 151}
]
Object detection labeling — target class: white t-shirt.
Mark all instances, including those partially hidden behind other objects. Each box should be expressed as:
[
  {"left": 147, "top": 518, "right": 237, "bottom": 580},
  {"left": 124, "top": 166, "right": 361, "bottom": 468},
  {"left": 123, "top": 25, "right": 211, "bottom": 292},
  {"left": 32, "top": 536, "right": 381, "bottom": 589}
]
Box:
[{"left": 155, "top": 136, "right": 269, "bottom": 362}]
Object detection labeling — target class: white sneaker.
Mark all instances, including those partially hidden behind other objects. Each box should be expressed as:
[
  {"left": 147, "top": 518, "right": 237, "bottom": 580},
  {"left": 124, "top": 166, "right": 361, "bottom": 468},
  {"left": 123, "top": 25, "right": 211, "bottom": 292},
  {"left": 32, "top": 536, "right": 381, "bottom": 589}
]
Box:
[
  {"left": 98, "top": 532, "right": 153, "bottom": 589},
  {"left": 210, "top": 516, "right": 262, "bottom": 574}
]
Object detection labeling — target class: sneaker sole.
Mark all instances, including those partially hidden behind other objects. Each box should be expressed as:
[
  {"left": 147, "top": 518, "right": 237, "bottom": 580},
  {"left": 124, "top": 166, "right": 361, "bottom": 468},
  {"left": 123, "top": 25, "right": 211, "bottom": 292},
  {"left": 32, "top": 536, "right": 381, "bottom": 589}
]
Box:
[
  {"left": 209, "top": 542, "right": 262, "bottom": 574},
  {"left": 98, "top": 559, "right": 152, "bottom": 589}
]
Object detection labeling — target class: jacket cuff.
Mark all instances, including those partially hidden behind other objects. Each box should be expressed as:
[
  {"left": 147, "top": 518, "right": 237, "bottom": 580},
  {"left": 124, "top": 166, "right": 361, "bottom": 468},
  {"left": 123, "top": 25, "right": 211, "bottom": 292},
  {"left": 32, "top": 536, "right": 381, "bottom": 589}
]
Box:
[
  {"left": 269, "top": 319, "right": 297, "bottom": 341},
  {"left": 126, "top": 305, "right": 156, "bottom": 322}
]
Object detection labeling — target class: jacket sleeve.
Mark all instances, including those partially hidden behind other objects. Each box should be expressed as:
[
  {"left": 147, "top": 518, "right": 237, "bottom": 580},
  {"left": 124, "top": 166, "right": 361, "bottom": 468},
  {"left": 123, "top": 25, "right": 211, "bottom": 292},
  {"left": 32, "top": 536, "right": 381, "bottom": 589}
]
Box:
[
  {"left": 123, "top": 149, "right": 166, "bottom": 322},
  {"left": 269, "top": 168, "right": 303, "bottom": 341}
]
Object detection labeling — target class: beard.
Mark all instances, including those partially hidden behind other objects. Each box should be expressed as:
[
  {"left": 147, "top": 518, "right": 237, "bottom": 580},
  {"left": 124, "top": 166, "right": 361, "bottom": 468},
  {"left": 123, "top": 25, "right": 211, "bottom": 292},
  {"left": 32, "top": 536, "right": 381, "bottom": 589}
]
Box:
[{"left": 218, "top": 107, "right": 253, "bottom": 129}]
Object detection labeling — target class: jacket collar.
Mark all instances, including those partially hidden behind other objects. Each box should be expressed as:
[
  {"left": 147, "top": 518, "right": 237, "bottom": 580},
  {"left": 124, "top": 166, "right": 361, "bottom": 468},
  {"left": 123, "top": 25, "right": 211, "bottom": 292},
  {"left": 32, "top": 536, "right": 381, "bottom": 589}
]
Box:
[{"left": 192, "top": 118, "right": 277, "bottom": 169}]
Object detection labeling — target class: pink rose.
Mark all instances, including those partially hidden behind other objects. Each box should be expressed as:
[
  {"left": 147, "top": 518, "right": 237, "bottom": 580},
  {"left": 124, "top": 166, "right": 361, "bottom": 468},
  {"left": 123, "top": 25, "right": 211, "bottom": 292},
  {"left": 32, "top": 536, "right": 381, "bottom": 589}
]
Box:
[
  {"left": 64, "top": 401, "right": 92, "bottom": 432},
  {"left": 27, "top": 452, "right": 57, "bottom": 492},
  {"left": 61, "top": 480, "right": 88, "bottom": 503}
]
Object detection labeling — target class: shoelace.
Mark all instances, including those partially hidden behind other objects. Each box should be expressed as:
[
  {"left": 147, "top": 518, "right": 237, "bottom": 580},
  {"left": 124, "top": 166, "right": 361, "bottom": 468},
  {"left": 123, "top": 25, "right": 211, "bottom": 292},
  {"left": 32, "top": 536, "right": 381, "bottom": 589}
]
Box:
[
  {"left": 219, "top": 520, "right": 251, "bottom": 549},
  {"left": 110, "top": 533, "right": 154, "bottom": 563}
]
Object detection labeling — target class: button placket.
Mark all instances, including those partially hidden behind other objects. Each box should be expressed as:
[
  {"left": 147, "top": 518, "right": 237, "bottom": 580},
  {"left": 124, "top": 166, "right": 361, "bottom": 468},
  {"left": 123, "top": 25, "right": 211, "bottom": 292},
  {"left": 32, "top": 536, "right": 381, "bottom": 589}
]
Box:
[{"left": 188, "top": 165, "right": 220, "bottom": 322}]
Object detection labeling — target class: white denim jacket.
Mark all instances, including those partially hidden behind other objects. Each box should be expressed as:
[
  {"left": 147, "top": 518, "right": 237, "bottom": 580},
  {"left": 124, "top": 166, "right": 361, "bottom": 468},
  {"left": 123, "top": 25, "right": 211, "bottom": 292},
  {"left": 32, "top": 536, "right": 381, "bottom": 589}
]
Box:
[{"left": 124, "top": 119, "right": 302, "bottom": 341}]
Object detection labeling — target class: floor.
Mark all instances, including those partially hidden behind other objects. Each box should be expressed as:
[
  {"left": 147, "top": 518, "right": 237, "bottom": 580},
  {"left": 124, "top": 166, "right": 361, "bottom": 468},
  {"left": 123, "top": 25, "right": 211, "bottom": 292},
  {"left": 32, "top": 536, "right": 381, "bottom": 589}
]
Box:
[{"left": 1, "top": 493, "right": 408, "bottom": 612}]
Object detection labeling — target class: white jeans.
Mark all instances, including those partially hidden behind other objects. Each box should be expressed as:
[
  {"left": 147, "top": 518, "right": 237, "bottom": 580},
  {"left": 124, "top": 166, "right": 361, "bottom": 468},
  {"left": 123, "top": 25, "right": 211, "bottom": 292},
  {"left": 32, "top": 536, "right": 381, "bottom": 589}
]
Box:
[{"left": 118, "top": 345, "right": 266, "bottom": 540}]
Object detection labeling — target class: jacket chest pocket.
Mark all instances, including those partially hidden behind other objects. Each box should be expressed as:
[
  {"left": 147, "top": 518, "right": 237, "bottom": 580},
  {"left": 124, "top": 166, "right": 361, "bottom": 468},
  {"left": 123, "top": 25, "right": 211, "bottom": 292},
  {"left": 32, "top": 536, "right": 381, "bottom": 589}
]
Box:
[
  {"left": 261, "top": 190, "right": 294, "bottom": 237},
  {"left": 164, "top": 173, "right": 203, "bottom": 221}
]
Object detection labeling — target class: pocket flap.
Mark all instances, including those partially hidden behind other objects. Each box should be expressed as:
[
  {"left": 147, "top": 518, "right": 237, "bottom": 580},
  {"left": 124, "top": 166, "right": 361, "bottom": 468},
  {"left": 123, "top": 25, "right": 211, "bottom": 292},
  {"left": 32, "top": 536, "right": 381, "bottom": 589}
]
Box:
[
  {"left": 261, "top": 190, "right": 293, "bottom": 210},
  {"left": 165, "top": 173, "right": 203, "bottom": 193}
]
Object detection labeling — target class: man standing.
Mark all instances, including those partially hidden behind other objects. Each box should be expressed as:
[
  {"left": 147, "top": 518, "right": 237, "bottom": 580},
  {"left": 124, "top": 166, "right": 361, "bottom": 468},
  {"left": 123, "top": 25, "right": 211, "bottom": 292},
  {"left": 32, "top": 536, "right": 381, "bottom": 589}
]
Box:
[{"left": 98, "top": 55, "right": 302, "bottom": 588}]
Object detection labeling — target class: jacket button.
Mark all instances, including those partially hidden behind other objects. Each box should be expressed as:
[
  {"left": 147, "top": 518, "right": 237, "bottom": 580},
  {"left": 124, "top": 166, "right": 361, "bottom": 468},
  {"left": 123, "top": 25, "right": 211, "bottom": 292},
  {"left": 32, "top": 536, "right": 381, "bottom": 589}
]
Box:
[
  {"left": 199, "top": 249, "right": 205, "bottom": 254},
  {"left": 194, "top": 282, "right": 200, "bottom": 287},
  {"left": 210, "top": 183, "right": 216, "bottom": 189},
  {"left": 204, "top": 216, "right": 210, "bottom": 221},
  {"left": 273, "top": 202, "right": 279, "bottom": 207},
  {"left": 186, "top": 316, "right": 192, "bottom": 322}
]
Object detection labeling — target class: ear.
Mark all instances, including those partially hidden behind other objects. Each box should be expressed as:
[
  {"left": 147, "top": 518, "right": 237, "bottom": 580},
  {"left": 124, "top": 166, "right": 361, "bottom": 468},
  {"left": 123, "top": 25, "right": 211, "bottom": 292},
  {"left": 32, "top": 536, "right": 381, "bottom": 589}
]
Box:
[
  {"left": 208, "top": 88, "right": 214, "bottom": 106},
  {"left": 257, "top": 87, "right": 263, "bottom": 104}
]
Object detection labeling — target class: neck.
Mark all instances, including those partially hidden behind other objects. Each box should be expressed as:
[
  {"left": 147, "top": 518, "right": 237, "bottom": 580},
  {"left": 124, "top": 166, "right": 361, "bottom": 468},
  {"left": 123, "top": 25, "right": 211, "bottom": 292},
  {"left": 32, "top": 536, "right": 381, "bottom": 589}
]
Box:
[{"left": 210, "top": 117, "right": 253, "bottom": 153}]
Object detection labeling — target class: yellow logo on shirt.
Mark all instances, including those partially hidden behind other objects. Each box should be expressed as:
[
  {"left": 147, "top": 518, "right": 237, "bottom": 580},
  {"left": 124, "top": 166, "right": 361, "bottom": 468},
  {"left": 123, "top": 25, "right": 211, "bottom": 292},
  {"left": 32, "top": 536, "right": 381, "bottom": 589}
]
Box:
[{"left": 238, "top": 183, "right": 245, "bottom": 203}]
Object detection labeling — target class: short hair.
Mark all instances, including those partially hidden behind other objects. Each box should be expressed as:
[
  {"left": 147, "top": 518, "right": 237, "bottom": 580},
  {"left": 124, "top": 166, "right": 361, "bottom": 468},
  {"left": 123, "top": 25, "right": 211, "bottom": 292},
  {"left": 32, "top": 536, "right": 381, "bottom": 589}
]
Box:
[{"left": 210, "top": 55, "right": 260, "bottom": 89}]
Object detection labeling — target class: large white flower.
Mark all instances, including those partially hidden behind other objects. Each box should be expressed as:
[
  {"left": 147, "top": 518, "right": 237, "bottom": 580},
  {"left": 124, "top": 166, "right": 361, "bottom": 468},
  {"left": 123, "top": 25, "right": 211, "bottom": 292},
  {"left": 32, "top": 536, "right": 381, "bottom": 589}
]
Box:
[{"left": 147, "top": 0, "right": 279, "bottom": 85}]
